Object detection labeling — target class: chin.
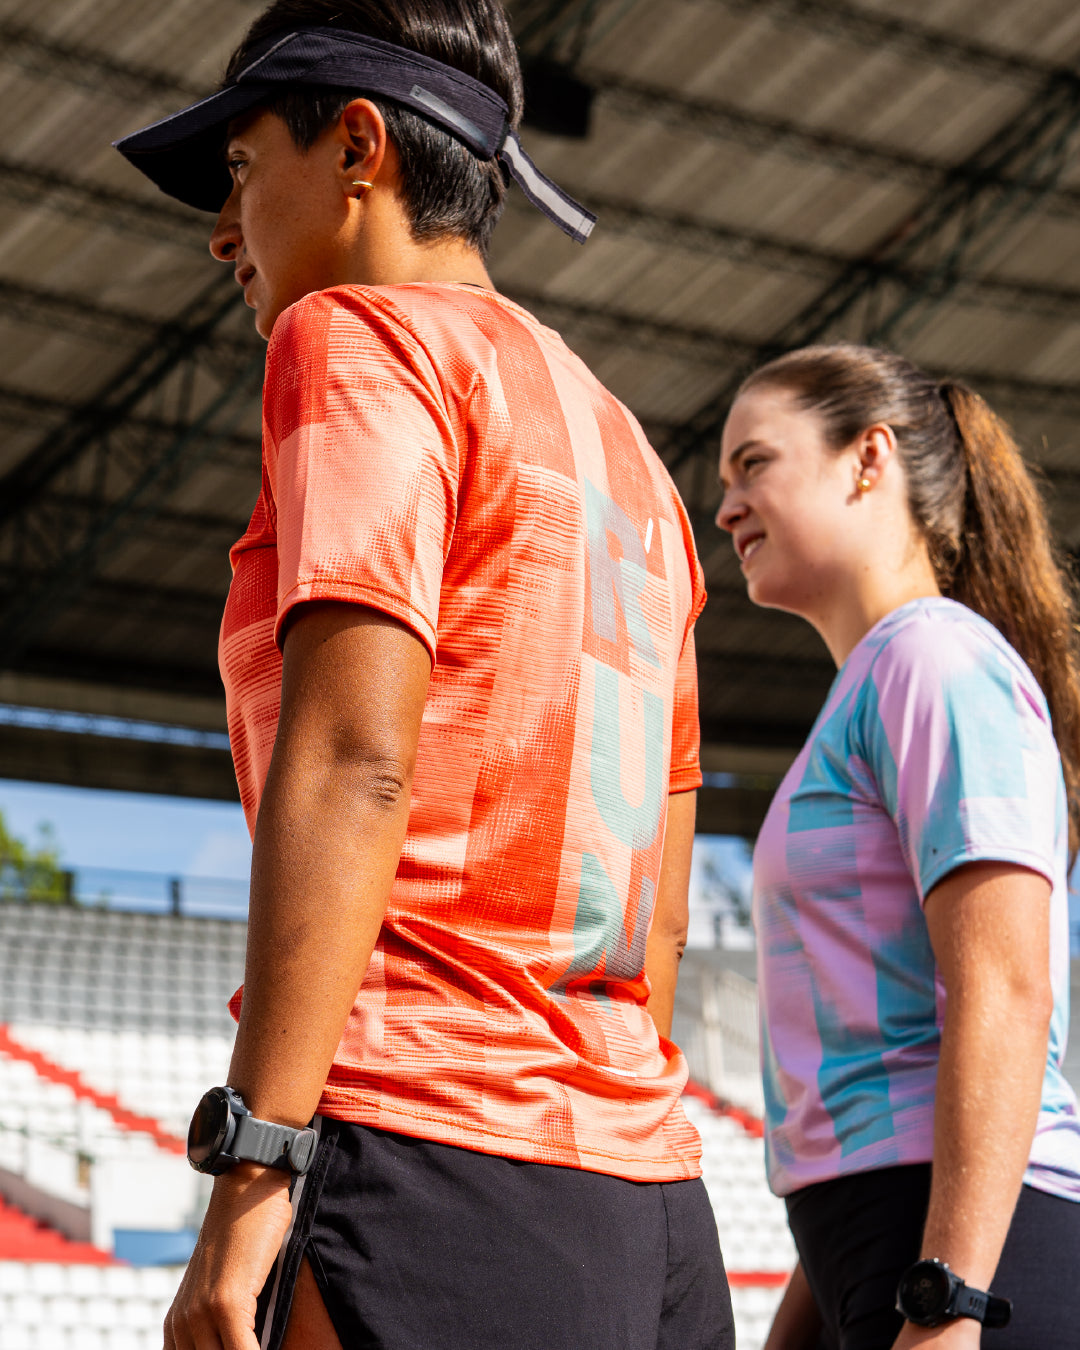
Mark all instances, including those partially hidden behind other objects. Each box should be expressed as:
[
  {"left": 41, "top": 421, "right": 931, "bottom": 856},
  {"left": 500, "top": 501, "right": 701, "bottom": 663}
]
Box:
[{"left": 746, "top": 570, "right": 805, "bottom": 616}]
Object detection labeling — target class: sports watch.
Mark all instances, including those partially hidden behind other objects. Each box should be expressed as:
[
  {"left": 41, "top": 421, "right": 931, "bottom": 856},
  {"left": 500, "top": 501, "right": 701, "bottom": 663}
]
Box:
[
  {"left": 186, "top": 1085, "right": 318, "bottom": 1176},
  {"left": 896, "top": 1259, "right": 1011, "bottom": 1329}
]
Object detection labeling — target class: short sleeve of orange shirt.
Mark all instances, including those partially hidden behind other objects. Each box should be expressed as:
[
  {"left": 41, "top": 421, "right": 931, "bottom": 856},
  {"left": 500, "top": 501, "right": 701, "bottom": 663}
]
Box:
[{"left": 221, "top": 283, "right": 707, "bottom": 1182}]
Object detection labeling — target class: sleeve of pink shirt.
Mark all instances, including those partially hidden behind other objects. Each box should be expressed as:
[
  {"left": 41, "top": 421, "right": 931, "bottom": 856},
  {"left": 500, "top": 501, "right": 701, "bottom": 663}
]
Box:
[
  {"left": 261, "top": 287, "right": 461, "bottom": 661},
  {"left": 858, "top": 610, "right": 1060, "bottom": 904}
]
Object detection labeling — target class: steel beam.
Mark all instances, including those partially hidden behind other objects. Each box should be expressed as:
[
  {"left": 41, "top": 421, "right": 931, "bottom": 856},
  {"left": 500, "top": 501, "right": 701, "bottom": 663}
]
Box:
[
  {"left": 0, "top": 570, "right": 229, "bottom": 632},
  {"left": 0, "top": 276, "right": 247, "bottom": 525},
  {"left": 0, "top": 279, "right": 266, "bottom": 365},
  {"left": 662, "top": 68, "right": 1080, "bottom": 473},
  {"left": 0, "top": 720, "right": 238, "bottom": 802},
  {"left": 0, "top": 19, "right": 200, "bottom": 103},
  {"left": 0, "top": 495, "right": 245, "bottom": 556},
  {"left": 15, "top": 647, "right": 225, "bottom": 701},
  {"left": 9, "top": 51, "right": 1080, "bottom": 240},
  {"left": 512, "top": 288, "right": 759, "bottom": 365},
  {"left": 537, "top": 191, "right": 1080, "bottom": 326},
  {"left": 0, "top": 275, "right": 262, "bottom": 664},
  {"left": 585, "top": 72, "right": 1080, "bottom": 224},
  {"left": 711, "top": 0, "right": 1061, "bottom": 88},
  {"left": 0, "top": 385, "right": 261, "bottom": 472},
  {"left": 0, "top": 156, "right": 208, "bottom": 245}
]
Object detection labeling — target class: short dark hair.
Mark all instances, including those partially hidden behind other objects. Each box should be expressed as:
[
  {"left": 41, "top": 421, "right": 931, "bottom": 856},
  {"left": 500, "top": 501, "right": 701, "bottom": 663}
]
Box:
[{"left": 225, "top": 0, "right": 524, "bottom": 256}]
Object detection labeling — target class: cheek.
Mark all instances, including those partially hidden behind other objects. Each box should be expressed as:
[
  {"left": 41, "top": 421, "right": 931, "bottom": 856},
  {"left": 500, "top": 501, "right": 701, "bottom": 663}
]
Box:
[{"left": 746, "top": 504, "right": 842, "bottom": 604}]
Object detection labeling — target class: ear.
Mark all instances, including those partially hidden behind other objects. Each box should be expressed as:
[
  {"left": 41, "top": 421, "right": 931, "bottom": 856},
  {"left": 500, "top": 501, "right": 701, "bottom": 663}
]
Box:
[
  {"left": 333, "top": 98, "right": 389, "bottom": 197},
  {"left": 854, "top": 422, "right": 897, "bottom": 492}
]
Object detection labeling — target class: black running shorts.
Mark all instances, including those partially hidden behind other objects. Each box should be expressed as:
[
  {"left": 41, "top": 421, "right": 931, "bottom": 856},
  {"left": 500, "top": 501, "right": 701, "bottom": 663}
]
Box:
[
  {"left": 255, "top": 1116, "right": 735, "bottom": 1350},
  {"left": 786, "top": 1162, "right": 1080, "bottom": 1349}
]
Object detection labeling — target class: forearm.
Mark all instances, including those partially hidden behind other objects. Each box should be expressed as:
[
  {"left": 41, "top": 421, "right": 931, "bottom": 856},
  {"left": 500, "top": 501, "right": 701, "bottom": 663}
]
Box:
[
  {"left": 644, "top": 935, "right": 679, "bottom": 1039},
  {"left": 227, "top": 745, "right": 413, "bottom": 1128},
  {"left": 920, "top": 982, "right": 1048, "bottom": 1287},
  {"left": 645, "top": 790, "right": 695, "bottom": 1040}
]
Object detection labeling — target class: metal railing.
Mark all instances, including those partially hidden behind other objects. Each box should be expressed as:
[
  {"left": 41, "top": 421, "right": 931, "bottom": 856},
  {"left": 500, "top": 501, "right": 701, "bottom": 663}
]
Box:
[{"left": 0, "top": 865, "right": 248, "bottom": 920}]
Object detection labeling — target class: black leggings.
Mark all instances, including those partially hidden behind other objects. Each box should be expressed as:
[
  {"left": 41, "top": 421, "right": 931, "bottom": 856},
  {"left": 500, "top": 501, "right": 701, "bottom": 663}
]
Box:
[{"left": 786, "top": 1164, "right": 1080, "bottom": 1349}]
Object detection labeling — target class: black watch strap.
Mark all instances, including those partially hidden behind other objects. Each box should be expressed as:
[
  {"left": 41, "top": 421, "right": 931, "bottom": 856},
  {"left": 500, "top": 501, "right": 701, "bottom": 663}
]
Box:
[
  {"left": 951, "top": 1284, "right": 988, "bottom": 1322},
  {"left": 950, "top": 1277, "right": 1012, "bottom": 1329},
  {"left": 233, "top": 1114, "right": 315, "bottom": 1172},
  {"left": 983, "top": 1294, "right": 1012, "bottom": 1329}
]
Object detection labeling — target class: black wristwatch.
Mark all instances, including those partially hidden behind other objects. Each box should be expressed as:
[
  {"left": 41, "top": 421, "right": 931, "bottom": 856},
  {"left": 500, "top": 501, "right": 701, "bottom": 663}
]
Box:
[
  {"left": 186, "top": 1085, "right": 318, "bottom": 1176},
  {"left": 896, "top": 1259, "right": 1011, "bottom": 1329}
]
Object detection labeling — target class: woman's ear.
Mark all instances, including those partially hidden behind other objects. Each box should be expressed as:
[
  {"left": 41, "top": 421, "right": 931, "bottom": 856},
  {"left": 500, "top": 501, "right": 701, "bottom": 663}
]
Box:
[
  {"left": 334, "top": 98, "right": 388, "bottom": 197},
  {"left": 855, "top": 422, "right": 898, "bottom": 493}
]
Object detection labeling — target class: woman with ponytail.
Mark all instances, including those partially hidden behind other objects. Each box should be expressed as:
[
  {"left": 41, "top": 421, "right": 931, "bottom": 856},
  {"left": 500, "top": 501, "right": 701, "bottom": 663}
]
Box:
[{"left": 717, "top": 344, "right": 1080, "bottom": 1349}]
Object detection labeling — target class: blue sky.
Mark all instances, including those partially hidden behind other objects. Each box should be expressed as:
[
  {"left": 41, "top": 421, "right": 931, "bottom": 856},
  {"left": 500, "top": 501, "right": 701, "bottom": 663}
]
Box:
[
  {"left": 0, "top": 777, "right": 1077, "bottom": 952},
  {"left": 0, "top": 778, "right": 252, "bottom": 880},
  {"left": 0, "top": 773, "right": 749, "bottom": 898}
]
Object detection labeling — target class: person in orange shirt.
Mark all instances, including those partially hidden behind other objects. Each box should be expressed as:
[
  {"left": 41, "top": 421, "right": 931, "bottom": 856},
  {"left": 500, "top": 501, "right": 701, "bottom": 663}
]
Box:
[{"left": 116, "top": 3, "right": 732, "bottom": 1347}]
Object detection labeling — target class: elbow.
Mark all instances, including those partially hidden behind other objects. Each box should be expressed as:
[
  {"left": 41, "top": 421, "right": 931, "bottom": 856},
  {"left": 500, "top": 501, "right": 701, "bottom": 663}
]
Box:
[
  {"left": 967, "top": 970, "right": 1054, "bottom": 1039},
  {"left": 341, "top": 752, "right": 414, "bottom": 812},
  {"left": 1023, "top": 977, "right": 1055, "bottom": 1036},
  {"left": 323, "top": 726, "right": 416, "bottom": 813},
  {"left": 655, "top": 916, "right": 689, "bottom": 963},
  {"left": 1002, "top": 963, "right": 1055, "bottom": 1034}
]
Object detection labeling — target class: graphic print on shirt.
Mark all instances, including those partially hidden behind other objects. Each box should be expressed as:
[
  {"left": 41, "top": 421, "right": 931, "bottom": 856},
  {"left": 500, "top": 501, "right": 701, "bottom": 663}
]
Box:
[
  {"left": 221, "top": 284, "right": 707, "bottom": 1179},
  {"left": 753, "top": 598, "right": 1080, "bottom": 1201},
  {"left": 551, "top": 480, "right": 666, "bottom": 1005}
]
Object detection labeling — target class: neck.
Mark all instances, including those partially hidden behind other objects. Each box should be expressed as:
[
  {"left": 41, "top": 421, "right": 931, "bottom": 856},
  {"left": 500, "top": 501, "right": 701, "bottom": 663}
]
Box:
[
  {"left": 350, "top": 198, "right": 494, "bottom": 289},
  {"left": 812, "top": 558, "right": 942, "bottom": 667}
]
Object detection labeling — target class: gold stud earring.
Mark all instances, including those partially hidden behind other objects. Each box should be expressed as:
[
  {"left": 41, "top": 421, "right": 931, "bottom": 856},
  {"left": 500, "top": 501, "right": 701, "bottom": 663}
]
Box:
[
  {"left": 351, "top": 179, "right": 374, "bottom": 196},
  {"left": 857, "top": 476, "right": 871, "bottom": 494}
]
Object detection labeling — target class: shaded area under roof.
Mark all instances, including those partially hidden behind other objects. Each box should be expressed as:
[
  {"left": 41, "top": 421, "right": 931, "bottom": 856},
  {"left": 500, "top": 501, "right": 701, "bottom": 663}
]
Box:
[{"left": 2, "top": 0, "right": 1080, "bottom": 833}]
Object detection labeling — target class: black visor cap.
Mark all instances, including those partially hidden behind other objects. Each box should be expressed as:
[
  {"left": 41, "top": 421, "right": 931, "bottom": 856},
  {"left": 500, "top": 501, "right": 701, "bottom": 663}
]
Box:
[{"left": 113, "top": 27, "right": 595, "bottom": 242}]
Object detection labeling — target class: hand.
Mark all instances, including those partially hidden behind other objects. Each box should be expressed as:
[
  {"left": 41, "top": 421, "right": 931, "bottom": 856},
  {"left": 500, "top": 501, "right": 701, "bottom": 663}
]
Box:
[
  {"left": 164, "top": 1163, "right": 293, "bottom": 1350},
  {"left": 892, "top": 1318, "right": 983, "bottom": 1350}
]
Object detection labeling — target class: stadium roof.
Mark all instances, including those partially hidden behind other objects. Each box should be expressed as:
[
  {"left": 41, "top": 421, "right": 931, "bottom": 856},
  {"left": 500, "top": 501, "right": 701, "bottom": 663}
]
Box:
[{"left": 2, "top": 0, "right": 1080, "bottom": 833}]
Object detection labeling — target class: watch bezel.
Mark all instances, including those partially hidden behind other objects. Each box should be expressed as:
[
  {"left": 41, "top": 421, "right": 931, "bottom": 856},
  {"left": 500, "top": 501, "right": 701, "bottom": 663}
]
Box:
[
  {"left": 896, "top": 1259, "right": 955, "bottom": 1326},
  {"left": 187, "top": 1085, "right": 240, "bottom": 1174}
]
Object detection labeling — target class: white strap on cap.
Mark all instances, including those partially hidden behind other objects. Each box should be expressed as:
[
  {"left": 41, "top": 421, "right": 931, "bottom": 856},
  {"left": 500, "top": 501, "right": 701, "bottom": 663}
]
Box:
[{"left": 499, "top": 132, "right": 596, "bottom": 244}]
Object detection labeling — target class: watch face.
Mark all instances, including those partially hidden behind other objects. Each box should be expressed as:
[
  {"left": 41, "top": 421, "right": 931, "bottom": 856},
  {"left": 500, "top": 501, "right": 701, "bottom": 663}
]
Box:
[
  {"left": 898, "top": 1262, "right": 952, "bottom": 1322},
  {"left": 187, "top": 1087, "right": 233, "bottom": 1172}
]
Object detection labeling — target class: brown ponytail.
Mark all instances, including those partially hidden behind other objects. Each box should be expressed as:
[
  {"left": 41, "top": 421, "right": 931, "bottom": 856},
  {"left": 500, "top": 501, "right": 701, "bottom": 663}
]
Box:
[
  {"left": 740, "top": 344, "right": 1080, "bottom": 850},
  {"left": 940, "top": 383, "right": 1080, "bottom": 848}
]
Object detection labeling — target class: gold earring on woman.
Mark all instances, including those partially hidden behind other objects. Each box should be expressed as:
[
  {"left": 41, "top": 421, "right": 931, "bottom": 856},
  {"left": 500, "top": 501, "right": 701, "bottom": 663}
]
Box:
[
  {"left": 352, "top": 179, "right": 374, "bottom": 197},
  {"left": 857, "top": 476, "right": 871, "bottom": 494}
]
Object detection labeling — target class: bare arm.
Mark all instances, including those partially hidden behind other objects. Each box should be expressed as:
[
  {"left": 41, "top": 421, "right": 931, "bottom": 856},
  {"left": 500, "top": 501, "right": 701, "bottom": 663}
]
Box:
[
  {"left": 226, "top": 602, "right": 430, "bottom": 1124},
  {"left": 645, "top": 789, "right": 696, "bottom": 1039},
  {"left": 892, "top": 861, "right": 1053, "bottom": 1350},
  {"left": 166, "top": 602, "right": 431, "bottom": 1350},
  {"left": 763, "top": 1260, "right": 824, "bottom": 1350}
]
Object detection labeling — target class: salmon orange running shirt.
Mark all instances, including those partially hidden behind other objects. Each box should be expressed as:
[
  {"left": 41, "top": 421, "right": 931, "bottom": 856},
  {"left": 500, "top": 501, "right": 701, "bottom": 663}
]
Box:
[{"left": 220, "top": 283, "right": 707, "bottom": 1181}]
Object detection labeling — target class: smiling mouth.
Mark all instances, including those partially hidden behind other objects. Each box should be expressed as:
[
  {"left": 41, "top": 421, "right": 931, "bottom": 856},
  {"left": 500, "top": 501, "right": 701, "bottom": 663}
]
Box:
[{"left": 737, "top": 534, "right": 765, "bottom": 563}]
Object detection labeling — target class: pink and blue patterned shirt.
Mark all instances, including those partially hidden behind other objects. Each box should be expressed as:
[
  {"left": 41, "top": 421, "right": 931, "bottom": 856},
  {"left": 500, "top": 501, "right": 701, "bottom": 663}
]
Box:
[{"left": 754, "top": 597, "right": 1080, "bottom": 1200}]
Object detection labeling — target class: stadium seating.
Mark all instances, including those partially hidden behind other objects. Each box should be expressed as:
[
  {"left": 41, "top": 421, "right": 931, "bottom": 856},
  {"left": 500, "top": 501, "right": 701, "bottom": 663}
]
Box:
[
  {"left": 682, "top": 1091, "right": 792, "bottom": 1347},
  {"left": 0, "top": 899, "right": 794, "bottom": 1346},
  {"left": 0, "top": 1260, "right": 182, "bottom": 1350}
]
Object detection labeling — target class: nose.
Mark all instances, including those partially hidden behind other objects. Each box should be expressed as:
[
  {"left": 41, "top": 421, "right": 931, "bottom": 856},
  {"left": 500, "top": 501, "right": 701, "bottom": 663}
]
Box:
[
  {"left": 209, "top": 186, "right": 242, "bottom": 263},
  {"left": 715, "top": 486, "right": 746, "bottom": 534}
]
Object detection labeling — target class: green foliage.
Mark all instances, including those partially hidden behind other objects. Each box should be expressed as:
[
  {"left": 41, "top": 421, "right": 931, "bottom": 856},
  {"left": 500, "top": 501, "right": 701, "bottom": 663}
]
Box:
[{"left": 0, "top": 811, "right": 68, "bottom": 903}]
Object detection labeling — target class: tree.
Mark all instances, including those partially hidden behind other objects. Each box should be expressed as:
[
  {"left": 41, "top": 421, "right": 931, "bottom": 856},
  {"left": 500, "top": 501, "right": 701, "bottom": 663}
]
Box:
[{"left": 0, "top": 811, "right": 68, "bottom": 903}]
